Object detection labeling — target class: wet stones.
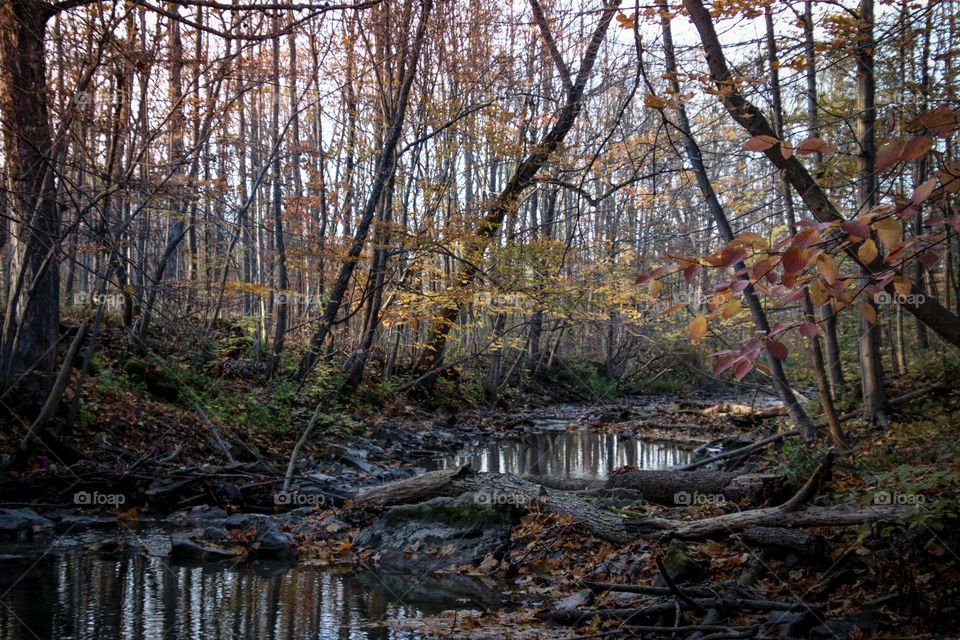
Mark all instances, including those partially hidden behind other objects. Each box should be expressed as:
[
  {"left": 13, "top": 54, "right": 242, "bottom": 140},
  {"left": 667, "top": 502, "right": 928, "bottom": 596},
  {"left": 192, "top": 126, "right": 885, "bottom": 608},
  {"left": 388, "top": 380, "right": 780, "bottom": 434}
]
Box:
[{"left": 354, "top": 492, "right": 523, "bottom": 573}]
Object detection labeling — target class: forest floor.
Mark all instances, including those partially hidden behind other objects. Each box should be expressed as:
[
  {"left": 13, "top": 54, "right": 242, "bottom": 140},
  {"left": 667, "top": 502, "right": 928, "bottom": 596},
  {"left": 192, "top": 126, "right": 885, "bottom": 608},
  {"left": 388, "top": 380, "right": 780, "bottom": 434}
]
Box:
[{"left": 1, "top": 326, "right": 959, "bottom": 638}]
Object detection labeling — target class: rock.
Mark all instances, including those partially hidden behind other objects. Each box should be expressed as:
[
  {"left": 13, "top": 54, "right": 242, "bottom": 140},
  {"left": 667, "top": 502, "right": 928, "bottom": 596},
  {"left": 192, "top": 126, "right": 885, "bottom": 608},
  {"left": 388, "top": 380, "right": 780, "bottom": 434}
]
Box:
[
  {"left": 811, "top": 611, "right": 884, "bottom": 638},
  {"left": 167, "top": 506, "right": 229, "bottom": 528},
  {"left": 292, "top": 474, "right": 354, "bottom": 507},
  {"left": 170, "top": 534, "right": 242, "bottom": 561},
  {"left": 354, "top": 492, "right": 523, "bottom": 573},
  {"left": 54, "top": 514, "right": 121, "bottom": 533},
  {"left": 223, "top": 513, "right": 258, "bottom": 530},
  {"left": 375, "top": 467, "right": 416, "bottom": 482},
  {"left": 334, "top": 447, "right": 375, "bottom": 473},
  {"left": 0, "top": 508, "right": 53, "bottom": 541},
  {"left": 654, "top": 540, "right": 706, "bottom": 585},
  {"left": 767, "top": 610, "right": 818, "bottom": 636},
  {"left": 252, "top": 518, "right": 298, "bottom": 560}
]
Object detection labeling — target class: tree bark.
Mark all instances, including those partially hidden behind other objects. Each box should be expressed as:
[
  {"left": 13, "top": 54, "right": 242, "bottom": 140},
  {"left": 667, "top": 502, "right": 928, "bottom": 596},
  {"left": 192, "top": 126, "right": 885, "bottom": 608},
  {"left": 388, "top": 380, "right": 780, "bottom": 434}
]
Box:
[{"left": 0, "top": 1, "right": 61, "bottom": 398}]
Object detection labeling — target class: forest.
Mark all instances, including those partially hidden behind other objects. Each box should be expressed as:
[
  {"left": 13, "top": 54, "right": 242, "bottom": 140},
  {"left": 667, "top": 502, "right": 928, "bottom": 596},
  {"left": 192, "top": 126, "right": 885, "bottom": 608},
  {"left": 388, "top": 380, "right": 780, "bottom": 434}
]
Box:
[{"left": 0, "top": 0, "right": 959, "bottom": 637}]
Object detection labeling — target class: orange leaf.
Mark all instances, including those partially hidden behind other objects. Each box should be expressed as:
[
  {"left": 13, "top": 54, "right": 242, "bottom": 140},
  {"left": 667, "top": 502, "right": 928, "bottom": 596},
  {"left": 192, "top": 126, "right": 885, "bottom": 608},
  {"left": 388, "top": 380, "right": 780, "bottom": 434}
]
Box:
[
  {"left": 743, "top": 135, "right": 779, "bottom": 152},
  {"left": 815, "top": 254, "right": 839, "bottom": 284},
  {"left": 900, "top": 135, "right": 934, "bottom": 162},
  {"left": 688, "top": 315, "right": 708, "bottom": 343},
  {"left": 876, "top": 136, "right": 907, "bottom": 171},
  {"left": 782, "top": 246, "right": 808, "bottom": 274},
  {"left": 857, "top": 238, "right": 879, "bottom": 263},
  {"left": 859, "top": 301, "right": 877, "bottom": 324}
]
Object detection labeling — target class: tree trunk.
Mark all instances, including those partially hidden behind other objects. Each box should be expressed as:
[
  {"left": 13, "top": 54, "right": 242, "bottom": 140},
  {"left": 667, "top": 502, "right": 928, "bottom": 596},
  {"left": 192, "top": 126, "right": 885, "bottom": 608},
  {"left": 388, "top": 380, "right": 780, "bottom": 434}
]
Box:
[
  {"left": 295, "top": 0, "right": 432, "bottom": 381},
  {"left": 0, "top": 1, "right": 60, "bottom": 399},
  {"left": 855, "top": 0, "right": 890, "bottom": 426},
  {"left": 659, "top": 5, "right": 817, "bottom": 441}
]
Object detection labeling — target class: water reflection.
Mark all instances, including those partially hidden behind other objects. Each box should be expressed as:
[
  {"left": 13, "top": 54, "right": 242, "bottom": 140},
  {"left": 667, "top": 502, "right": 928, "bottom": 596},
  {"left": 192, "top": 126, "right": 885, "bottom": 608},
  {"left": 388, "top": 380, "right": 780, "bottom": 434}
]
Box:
[
  {"left": 0, "top": 551, "right": 460, "bottom": 639},
  {"left": 438, "top": 429, "right": 691, "bottom": 479}
]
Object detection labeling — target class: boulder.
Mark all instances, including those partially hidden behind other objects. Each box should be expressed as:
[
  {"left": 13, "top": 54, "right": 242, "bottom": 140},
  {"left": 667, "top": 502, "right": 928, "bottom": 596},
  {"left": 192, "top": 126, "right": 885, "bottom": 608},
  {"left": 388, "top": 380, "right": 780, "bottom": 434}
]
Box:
[
  {"left": 354, "top": 492, "right": 523, "bottom": 573},
  {"left": 0, "top": 508, "right": 53, "bottom": 541},
  {"left": 170, "top": 534, "right": 242, "bottom": 561}
]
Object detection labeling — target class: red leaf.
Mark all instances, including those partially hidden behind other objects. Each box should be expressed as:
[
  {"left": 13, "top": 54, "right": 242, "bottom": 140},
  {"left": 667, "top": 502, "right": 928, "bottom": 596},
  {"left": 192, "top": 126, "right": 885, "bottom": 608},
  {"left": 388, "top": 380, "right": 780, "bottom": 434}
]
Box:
[
  {"left": 791, "top": 228, "right": 820, "bottom": 249},
  {"left": 799, "top": 322, "right": 820, "bottom": 338},
  {"left": 731, "top": 279, "right": 749, "bottom": 293},
  {"left": 778, "top": 288, "right": 806, "bottom": 305},
  {"left": 683, "top": 263, "right": 701, "bottom": 284},
  {"left": 743, "top": 135, "right": 779, "bottom": 152},
  {"left": 734, "top": 360, "right": 753, "bottom": 380},
  {"left": 876, "top": 136, "right": 907, "bottom": 172},
  {"left": 842, "top": 220, "right": 871, "bottom": 240},
  {"left": 720, "top": 246, "right": 746, "bottom": 267},
  {"left": 782, "top": 246, "right": 808, "bottom": 274},
  {"left": 713, "top": 354, "right": 738, "bottom": 375},
  {"left": 918, "top": 251, "right": 940, "bottom": 267},
  {"left": 901, "top": 135, "right": 935, "bottom": 162},
  {"left": 796, "top": 136, "right": 835, "bottom": 155},
  {"left": 767, "top": 339, "right": 789, "bottom": 361},
  {"left": 911, "top": 177, "right": 937, "bottom": 205}
]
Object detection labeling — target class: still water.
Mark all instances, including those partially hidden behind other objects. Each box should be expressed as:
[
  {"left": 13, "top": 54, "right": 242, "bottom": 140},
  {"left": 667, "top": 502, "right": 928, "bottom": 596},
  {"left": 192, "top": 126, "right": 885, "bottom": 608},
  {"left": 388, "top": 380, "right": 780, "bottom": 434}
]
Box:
[
  {"left": 1, "top": 422, "right": 690, "bottom": 639},
  {"left": 438, "top": 425, "right": 691, "bottom": 479},
  {"left": 0, "top": 542, "right": 492, "bottom": 639}
]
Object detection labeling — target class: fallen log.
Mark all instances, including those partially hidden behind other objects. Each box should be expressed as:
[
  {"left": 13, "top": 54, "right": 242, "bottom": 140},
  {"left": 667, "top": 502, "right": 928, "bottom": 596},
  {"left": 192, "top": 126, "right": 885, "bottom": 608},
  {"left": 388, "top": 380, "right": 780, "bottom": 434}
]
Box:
[
  {"left": 606, "top": 470, "right": 783, "bottom": 506},
  {"left": 675, "top": 429, "right": 800, "bottom": 471},
  {"left": 356, "top": 465, "right": 472, "bottom": 508},
  {"left": 735, "top": 525, "right": 826, "bottom": 557},
  {"left": 538, "top": 596, "right": 820, "bottom": 626},
  {"left": 522, "top": 475, "right": 605, "bottom": 492}
]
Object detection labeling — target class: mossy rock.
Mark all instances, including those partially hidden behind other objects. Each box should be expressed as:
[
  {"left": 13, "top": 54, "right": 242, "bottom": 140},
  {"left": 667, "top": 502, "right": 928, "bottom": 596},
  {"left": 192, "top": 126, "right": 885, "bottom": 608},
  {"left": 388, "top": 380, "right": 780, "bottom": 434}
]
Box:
[
  {"left": 146, "top": 373, "right": 180, "bottom": 401},
  {"left": 656, "top": 539, "right": 707, "bottom": 585},
  {"left": 122, "top": 358, "right": 148, "bottom": 380}
]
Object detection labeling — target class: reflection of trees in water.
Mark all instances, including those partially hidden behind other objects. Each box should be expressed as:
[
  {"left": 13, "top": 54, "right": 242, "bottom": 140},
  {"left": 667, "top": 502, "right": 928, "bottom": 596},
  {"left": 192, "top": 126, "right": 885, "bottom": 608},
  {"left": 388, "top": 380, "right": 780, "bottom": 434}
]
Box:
[
  {"left": 0, "top": 553, "right": 443, "bottom": 639},
  {"left": 445, "top": 430, "right": 691, "bottom": 479}
]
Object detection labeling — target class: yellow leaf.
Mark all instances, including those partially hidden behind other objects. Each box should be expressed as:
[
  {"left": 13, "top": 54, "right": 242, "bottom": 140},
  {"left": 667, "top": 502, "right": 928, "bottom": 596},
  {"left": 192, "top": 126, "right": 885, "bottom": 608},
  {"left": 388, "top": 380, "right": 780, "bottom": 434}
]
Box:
[
  {"left": 857, "top": 238, "right": 879, "bottom": 263},
  {"left": 688, "top": 315, "right": 708, "bottom": 343},
  {"left": 721, "top": 299, "right": 740, "bottom": 319},
  {"left": 874, "top": 217, "right": 901, "bottom": 248},
  {"left": 893, "top": 276, "right": 912, "bottom": 297},
  {"left": 859, "top": 301, "right": 877, "bottom": 324},
  {"left": 648, "top": 279, "right": 663, "bottom": 298},
  {"left": 815, "top": 254, "right": 839, "bottom": 284},
  {"left": 809, "top": 281, "right": 830, "bottom": 305}
]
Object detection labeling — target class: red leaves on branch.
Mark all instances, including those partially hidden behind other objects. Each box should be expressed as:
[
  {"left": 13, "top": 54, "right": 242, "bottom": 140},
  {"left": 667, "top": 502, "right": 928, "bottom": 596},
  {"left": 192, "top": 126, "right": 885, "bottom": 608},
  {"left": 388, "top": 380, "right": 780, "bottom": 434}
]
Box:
[
  {"left": 742, "top": 135, "right": 779, "bottom": 152},
  {"left": 782, "top": 246, "right": 808, "bottom": 275},
  {"left": 877, "top": 135, "right": 934, "bottom": 171},
  {"left": 766, "top": 339, "right": 789, "bottom": 361},
  {"left": 800, "top": 322, "right": 820, "bottom": 338}
]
